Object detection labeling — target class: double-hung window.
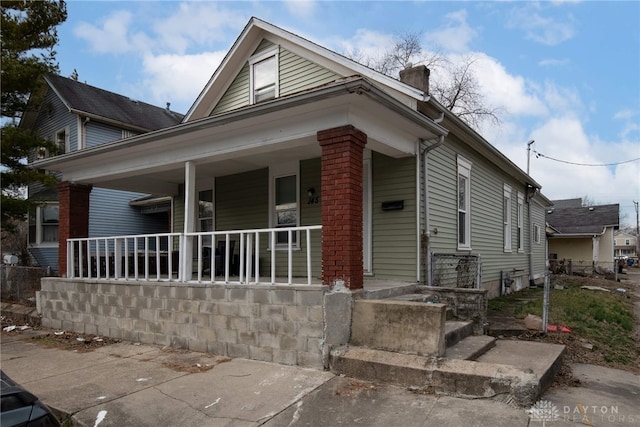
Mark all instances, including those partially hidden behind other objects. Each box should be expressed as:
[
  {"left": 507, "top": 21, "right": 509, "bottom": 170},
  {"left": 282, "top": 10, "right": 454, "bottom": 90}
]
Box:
[
  {"left": 55, "top": 128, "right": 68, "bottom": 155},
  {"left": 457, "top": 156, "right": 472, "bottom": 250},
  {"left": 249, "top": 46, "right": 279, "bottom": 104},
  {"left": 517, "top": 192, "right": 524, "bottom": 252},
  {"left": 270, "top": 163, "right": 299, "bottom": 247},
  {"left": 503, "top": 184, "right": 512, "bottom": 252},
  {"left": 534, "top": 224, "right": 541, "bottom": 244},
  {"left": 28, "top": 203, "right": 59, "bottom": 245}
]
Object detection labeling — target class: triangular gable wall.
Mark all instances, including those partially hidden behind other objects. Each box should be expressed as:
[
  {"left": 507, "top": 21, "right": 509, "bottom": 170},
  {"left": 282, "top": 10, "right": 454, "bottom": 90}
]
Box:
[{"left": 211, "top": 39, "right": 341, "bottom": 116}]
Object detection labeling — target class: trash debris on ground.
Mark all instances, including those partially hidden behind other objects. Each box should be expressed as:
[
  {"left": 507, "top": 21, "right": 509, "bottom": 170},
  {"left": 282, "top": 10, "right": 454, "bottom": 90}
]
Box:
[
  {"left": 524, "top": 314, "right": 542, "bottom": 330},
  {"left": 580, "top": 286, "right": 610, "bottom": 292},
  {"left": 547, "top": 324, "right": 572, "bottom": 333}
]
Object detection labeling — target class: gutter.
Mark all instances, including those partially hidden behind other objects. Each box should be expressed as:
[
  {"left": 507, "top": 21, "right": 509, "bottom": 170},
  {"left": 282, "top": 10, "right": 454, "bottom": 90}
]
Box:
[{"left": 32, "top": 77, "right": 448, "bottom": 170}]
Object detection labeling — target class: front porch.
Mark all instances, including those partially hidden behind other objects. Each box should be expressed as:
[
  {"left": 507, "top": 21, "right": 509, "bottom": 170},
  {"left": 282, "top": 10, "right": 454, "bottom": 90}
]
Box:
[{"left": 66, "top": 226, "right": 324, "bottom": 286}]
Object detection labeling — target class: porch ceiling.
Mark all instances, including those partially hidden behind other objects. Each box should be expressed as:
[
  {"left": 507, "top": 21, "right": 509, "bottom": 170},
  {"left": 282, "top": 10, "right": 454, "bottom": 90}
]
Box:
[{"left": 34, "top": 78, "right": 447, "bottom": 195}]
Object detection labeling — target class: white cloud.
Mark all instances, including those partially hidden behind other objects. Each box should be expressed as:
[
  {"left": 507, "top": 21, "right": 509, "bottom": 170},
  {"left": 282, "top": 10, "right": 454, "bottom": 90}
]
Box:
[
  {"left": 74, "top": 10, "right": 152, "bottom": 54},
  {"left": 137, "top": 51, "right": 227, "bottom": 113},
  {"left": 538, "top": 58, "right": 569, "bottom": 67},
  {"left": 425, "top": 9, "right": 477, "bottom": 53},
  {"left": 151, "top": 3, "right": 247, "bottom": 54},
  {"left": 327, "top": 28, "right": 395, "bottom": 64},
  {"left": 507, "top": 4, "right": 577, "bottom": 46},
  {"left": 284, "top": 0, "right": 317, "bottom": 19}
]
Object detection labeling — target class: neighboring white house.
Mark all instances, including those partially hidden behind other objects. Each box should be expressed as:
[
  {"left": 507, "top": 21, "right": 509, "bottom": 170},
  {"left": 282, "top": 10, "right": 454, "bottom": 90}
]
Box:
[{"left": 614, "top": 231, "right": 638, "bottom": 260}]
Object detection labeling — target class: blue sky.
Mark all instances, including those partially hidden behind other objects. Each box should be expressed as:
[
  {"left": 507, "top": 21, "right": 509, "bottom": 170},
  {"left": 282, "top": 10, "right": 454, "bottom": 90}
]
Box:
[{"left": 54, "top": 1, "right": 639, "bottom": 226}]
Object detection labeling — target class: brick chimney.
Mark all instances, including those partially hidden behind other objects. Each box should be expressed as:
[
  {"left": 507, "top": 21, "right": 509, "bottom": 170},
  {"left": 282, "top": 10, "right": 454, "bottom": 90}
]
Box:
[{"left": 399, "top": 65, "right": 430, "bottom": 93}]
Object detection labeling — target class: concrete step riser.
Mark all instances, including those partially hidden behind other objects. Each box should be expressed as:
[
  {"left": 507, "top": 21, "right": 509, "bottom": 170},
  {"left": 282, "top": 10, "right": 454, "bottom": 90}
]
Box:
[
  {"left": 330, "top": 347, "right": 543, "bottom": 407},
  {"left": 444, "top": 321, "right": 474, "bottom": 347}
]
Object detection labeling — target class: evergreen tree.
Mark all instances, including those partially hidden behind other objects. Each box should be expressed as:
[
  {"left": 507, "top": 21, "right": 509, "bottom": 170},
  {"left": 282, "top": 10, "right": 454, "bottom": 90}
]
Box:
[{"left": 1, "top": 0, "right": 67, "bottom": 232}]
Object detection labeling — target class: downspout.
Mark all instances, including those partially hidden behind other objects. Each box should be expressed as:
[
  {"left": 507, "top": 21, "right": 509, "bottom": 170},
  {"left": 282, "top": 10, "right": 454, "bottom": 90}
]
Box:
[
  {"left": 81, "top": 117, "right": 90, "bottom": 149},
  {"left": 527, "top": 185, "right": 536, "bottom": 287},
  {"left": 421, "top": 120, "right": 445, "bottom": 285}
]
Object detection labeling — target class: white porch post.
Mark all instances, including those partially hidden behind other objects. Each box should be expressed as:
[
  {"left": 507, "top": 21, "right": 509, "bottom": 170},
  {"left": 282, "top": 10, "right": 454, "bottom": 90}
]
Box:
[{"left": 182, "top": 161, "right": 196, "bottom": 281}]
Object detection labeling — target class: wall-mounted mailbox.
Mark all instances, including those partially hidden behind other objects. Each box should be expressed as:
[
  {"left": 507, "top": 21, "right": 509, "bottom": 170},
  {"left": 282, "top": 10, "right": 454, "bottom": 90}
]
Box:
[{"left": 381, "top": 200, "right": 404, "bottom": 211}]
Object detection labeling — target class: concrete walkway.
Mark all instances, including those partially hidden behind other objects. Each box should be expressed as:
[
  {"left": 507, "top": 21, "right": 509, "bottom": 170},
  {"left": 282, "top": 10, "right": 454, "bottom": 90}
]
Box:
[
  {"left": 1, "top": 269, "right": 638, "bottom": 426},
  {"left": 2, "top": 327, "right": 638, "bottom": 426}
]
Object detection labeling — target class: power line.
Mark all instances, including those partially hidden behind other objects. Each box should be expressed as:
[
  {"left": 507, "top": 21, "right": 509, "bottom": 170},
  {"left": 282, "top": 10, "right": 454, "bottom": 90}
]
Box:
[{"left": 533, "top": 150, "right": 640, "bottom": 167}]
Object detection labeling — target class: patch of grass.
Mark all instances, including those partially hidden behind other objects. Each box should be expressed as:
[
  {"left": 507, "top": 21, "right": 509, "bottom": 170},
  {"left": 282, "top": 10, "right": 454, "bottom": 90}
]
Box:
[{"left": 511, "top": 279, "right": 637, "bottom": 366}]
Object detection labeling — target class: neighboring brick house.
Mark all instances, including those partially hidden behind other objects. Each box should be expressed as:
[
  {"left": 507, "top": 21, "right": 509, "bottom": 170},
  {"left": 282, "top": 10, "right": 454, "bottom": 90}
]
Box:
[
  {"left": 21, "top": 74, "right": 183, "bottom": 272},
  {"left": 546, "top": 198, "right": 619, "bottom": 269}
]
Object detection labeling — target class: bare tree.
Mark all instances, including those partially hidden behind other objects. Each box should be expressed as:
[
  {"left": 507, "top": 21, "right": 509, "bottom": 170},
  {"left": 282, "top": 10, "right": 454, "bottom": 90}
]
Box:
[{"left": 347, "top": 31, "right": 501, "bottom": 129}]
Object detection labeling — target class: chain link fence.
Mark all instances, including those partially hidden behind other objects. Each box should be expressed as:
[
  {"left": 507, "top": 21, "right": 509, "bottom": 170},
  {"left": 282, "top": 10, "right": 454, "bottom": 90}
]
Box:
[
  {"left": 548, "top": 259, "right": 619, "bottom": 279},
  {"left": 1, "top": 265, "right": 52, "bottom": 305},
  {"left": 430, "top": 253, "right": 481, "bottom": 288}
]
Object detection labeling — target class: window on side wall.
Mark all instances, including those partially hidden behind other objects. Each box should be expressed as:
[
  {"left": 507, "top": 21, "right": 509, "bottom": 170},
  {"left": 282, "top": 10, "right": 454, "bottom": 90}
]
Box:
[
  {"left": 517, "top": 192, "right": 524, "bottom": 252},
  {"left": 249, "top": 47, "right": 279, "bottom": 104},
  {"left": 503, "top": 184, "right": 512, "bottom": 252},
  {"left": 270, "top": 163, "right": 299, "bottom": 248},
  {"left": 534, "top": 224, "right": 541, "bottom": 244},
  {"left": 55, "top": 128, "right": 68, "bottom": 154},
  {"left": 29, "top": 203, "right": 59, "bottom": 245},
  {"left": 457, "top": 156, "right": 471, "bottom": 250}
]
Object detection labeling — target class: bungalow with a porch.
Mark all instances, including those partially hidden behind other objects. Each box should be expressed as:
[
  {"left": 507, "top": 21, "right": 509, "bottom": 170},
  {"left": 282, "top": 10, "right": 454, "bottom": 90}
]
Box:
[{"left": 32, "top": 18, "right": 557, "bottom": 396}]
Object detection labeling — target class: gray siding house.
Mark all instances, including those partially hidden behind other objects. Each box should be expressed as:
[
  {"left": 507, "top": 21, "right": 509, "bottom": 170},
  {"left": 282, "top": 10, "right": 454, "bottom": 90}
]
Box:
[
  {"left": 32, "top": 18, "right": 553, "bottom": 367},
  {"left": 22, "top": 74, "right": 183, "bottom": 272}
]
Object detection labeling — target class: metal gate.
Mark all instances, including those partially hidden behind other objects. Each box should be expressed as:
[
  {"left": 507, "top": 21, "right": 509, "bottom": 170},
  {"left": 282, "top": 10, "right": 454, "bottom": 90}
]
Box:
[{"left": 430, "top": 253, "right": 481, "bottom": 288}]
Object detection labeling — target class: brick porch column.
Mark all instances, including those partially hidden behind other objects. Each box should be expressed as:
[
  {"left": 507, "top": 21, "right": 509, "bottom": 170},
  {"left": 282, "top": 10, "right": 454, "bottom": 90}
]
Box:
[
  {"left": 57, "top": 182, "right": 92, "bottom": 277},
  {"left": 318, "top": 125, "right": 367, "bottom": 290}
]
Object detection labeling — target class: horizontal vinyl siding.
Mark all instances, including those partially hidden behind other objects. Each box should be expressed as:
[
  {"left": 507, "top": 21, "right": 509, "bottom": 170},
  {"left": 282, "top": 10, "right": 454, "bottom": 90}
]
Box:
[
  {"left": 279, "top": 48, "right": 339, "bottom": 97},
  {"left": 371, "top": 153, "right": 417, "bottom": 281},
  {"left": 85, "top": 122, "right": 124, "bottom": 148},
  {"left": 212, "top": 63, "right": 250, "bottom": 114},
  {"left": 212, "top": 42, "right": 339, "bottom": 115},
  {"left": 215, "top": 169, "right": 269, "bottom": 231},
  {"left": 28, "top": 247, "right": 58, "bottom": 272},
  {"left": 299, "top": 158, "right": 322, "bottom": 278},
  {"left": 427, "top": 136, "right": 531, "bottom": 286},
  {"left": 32, "top": 90, "right": 78, "bottom": 152},
  {"left": 89, "top": 188, "right": 167, "bottom": 237}
]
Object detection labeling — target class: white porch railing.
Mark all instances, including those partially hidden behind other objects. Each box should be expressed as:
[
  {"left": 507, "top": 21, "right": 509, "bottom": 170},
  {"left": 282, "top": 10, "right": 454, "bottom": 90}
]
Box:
[{"left": 66, "top": 225, "right": 322, "bottom": 285}]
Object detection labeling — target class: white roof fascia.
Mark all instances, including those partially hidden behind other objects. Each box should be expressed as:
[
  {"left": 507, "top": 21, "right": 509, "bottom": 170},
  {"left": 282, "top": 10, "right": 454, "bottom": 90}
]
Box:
[{"left": 183, "top": 17, "right": 428, "bottom": 122}]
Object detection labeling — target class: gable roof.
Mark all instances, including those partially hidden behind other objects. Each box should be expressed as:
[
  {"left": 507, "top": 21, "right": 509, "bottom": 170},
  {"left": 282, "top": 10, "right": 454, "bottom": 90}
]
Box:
[
  {"left": 22, "top": 74, "right": 184, "bottom": 132},
  {"left": 185, "top": 17, "right": 427, "bottom": 122},
  {"left": 546, "top": 203, "right": 619, "bottom": 235}
]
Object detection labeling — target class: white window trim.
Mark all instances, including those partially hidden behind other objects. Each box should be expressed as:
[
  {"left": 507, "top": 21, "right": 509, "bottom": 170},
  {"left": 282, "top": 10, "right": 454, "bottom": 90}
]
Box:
[
  {"left": 534, "top": 224, "right": 541, "bottom": 244},
  {"left": 249, "top": 46, "right": 279, "bottom": 104},
  {"left": 32, "top": 203, "right": 59, "bottom": 247},
  {"left": 517, "top": 192, "right": 524, "bottom": 252},
  {"left": 503, "top": 184, "right": 512, "bottom": 252},
  {"left": 55, "top": 126, "right": 70, "bottom": 154},
  {"left": 269, "top": 161, "right": 300, "bottom": 250},
  {"left": 457, "top": 156, "right": 472, "bottom": 250}
]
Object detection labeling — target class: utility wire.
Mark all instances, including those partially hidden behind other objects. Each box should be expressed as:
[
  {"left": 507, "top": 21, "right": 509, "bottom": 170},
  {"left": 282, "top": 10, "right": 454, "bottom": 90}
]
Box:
[{"left": 533, "top": 150, "right": 640, "bottom": 167}]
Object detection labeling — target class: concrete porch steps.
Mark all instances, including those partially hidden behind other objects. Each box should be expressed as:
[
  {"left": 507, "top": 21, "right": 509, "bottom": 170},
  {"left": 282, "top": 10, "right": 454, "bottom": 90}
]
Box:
[
  {"left": 329, "top": 340, "right": 565, "bottom": 407},
  {"left": 445, "top": 335, "right": 496, "bottom": 360},
  {"left": 444, "top": 320, "right": 474, "bottom": 347},
  {"left": 330, "top": 297, "right": 566, "bottom": 407}
]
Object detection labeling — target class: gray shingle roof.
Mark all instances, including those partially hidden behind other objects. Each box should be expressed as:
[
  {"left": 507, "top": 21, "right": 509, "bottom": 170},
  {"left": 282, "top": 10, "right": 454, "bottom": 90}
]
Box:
[
  {"left": 546, "top": 202, "right": 619, "bottom": 235},
  {"left": 45, "top": 74, "right": 183, "bottom": 130}
]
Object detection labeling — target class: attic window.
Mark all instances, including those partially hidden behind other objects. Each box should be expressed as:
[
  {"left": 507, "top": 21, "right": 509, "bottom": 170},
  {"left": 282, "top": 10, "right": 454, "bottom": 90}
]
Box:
[{"left": 249, "top": 46, "right": 279, "bottom": 104}]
